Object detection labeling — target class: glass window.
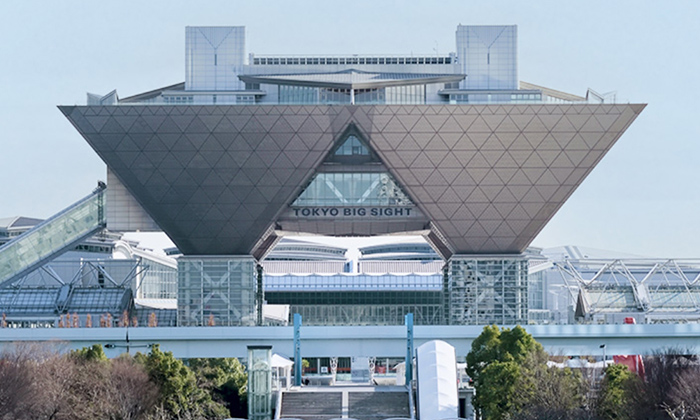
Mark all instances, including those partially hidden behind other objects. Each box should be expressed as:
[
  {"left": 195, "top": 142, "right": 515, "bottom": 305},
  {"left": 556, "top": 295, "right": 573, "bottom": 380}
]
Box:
[
  {"left": 334, "top": 135, "right": 369, "bottom": 156},
  {"left": 279, "top": 85, "right": 318, "bottom": 104},
  {"left": 293, "top": 172, "right": 414, "bottom": 207}
]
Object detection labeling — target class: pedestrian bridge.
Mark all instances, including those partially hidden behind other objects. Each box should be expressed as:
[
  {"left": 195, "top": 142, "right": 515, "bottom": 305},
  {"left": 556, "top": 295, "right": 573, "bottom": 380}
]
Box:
[{"left": 0, "top": 323, "right": 697, "bottom": 358}]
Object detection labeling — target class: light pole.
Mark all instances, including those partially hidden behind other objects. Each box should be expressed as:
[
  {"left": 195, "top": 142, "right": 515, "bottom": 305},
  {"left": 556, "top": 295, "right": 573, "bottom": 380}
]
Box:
[{"left": 600, "top": 344, "right": 607, "bottom": 366}]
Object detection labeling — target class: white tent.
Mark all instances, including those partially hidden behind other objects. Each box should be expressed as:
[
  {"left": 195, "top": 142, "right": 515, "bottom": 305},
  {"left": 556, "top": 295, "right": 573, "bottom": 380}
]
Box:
[
  {"left": 272, "top": 354, "right": 294, "bottom": 368},
  {"left": 271, "top": 354, "right": 294, "bottom": 390},
  {"left": 416, "top": 340, "right": 458, "bottom": 420}
]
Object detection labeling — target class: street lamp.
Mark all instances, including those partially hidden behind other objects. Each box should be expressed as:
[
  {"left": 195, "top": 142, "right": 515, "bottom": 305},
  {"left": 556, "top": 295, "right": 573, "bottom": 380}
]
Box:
[{"left": 600, "top": 344, "right": 606, "bottom": 366}]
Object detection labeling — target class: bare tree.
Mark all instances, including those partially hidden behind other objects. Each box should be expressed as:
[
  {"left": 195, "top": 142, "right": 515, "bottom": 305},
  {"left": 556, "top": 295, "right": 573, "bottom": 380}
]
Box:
[
  {"left": 109, "top": 356, "right": 159, "bottom": 420},
  {"left": 664, "top": 365, "right": 700, "bottom": 420},
  {"left": 29, "top": 352, "right": 78, "bottom": 420},
  {"left": 0, "top": 343, "right": 230, "bottom": 420},
  {"left": 63, "top": 355, "right": 113, "bottom": 420},
  {"left": 146, "top": 404, "right": 171, "bottom": 420},
  {"left": 630, "top": 347, "right": 698, "bottom": 420},
  {"left": 0, "top": 357, "right": 33, "bottom": 419}
]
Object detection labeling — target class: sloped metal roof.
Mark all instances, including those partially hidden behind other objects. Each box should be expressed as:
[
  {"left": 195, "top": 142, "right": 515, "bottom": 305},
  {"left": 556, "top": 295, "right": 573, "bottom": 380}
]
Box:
[{"left": 0, "top": 286, "right": 131, "bottom": 318}]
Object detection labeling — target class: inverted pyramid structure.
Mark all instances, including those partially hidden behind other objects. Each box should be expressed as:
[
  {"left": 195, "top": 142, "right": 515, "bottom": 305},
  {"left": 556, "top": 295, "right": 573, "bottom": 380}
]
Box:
[{"left": 61, "top": 103, "right": 645, "bottom": 257}]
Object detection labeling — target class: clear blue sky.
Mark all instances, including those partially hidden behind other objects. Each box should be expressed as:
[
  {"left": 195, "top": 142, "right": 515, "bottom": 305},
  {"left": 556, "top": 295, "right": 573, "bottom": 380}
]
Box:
[{"left": 1, "top": 0, "right": 699, "bottom": 257}]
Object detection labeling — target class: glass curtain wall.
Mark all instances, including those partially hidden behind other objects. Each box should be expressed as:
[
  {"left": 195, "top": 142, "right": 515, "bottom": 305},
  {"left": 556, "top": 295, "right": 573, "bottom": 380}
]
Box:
[
  {"left": 247, "top": 346, "right": 272, "bottom": 420},
  {"left": 386, "top": 85, "right": 425, "bottom": 104},
  {"left": 288, "top": 303, "right": 443, "bottom": 326},
  {"left": 177, "top": 257, "right": 256, "bottom": 326},
  {"left": 0, "top": 188, "right": 105, "bottom": 285},
  {"left": 294, "top": 173, "right": 414, "bottom": 207},
  {"left": 449, "top": 258, "right": 529, "bottom": 325},
  {"left": 279, "top": 85, "right": 318, "bottom": 104},
  {"left": 139, "top": 261, "right": 178, "bottom": 299},
  {"left": 278, "top": 85, "right": 426, "bottom": 104}
]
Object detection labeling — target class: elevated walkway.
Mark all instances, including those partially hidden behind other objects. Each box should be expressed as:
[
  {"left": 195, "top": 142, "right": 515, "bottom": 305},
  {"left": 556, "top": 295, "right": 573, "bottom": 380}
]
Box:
[
  {"left": 0, "top": 185, "right": 106, "bottom": 287},
  {"left": 0, "top": 324, "right": 699, "bottom": 359},
  {"left": 279, "top": 386, "right": 410, "bottom": 420}
]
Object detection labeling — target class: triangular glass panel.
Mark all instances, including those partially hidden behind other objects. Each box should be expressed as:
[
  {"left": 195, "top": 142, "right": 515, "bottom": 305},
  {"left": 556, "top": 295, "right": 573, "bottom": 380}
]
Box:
[
  {"left": 325, "top": 126, "right": 380, "bottom": 164},
  {"left": 291, "top": 124, "right": 414, "bottom": 207}
]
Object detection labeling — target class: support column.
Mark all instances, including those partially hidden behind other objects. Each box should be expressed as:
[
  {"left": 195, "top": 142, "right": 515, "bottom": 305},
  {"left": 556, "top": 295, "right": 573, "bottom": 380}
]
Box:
[
  {"left": 448, "top": 255, "right": 529, "bottom": 325},
  {"left": 405, "top": 313, "right": 413, "bottom": 386},
  {"left": 294, "top": 313, "right": 302, "bottom": 386},
  {"left": 256, "top": 264, "right": 264, "bottom": 325},
  {"left": 442, "top": 264, "right": 450, "bottom": 325},
  {"left": 177, "top": 256, "right": 256, "bottom": 326}
]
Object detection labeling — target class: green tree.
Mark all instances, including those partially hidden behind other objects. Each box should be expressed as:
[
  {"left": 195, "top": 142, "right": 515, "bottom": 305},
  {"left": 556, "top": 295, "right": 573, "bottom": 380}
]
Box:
[
  {"left": 597, "top": 364, "right": 638, "bottom": 420},
  {"left": 467, "top": 325, "right": 547, "bottom": 419},
  {"left": 499, "top": 324, "right": 543, "bottom": 364},
  {"left": 477, "top": 361, "right": 521, "bottom": 420},
  {"left": 70, "top": 344, "right": 108, "bottom": 362},
  {"left": 188, "top": 358, "right": 248, "bottom": 418},
  {"left": 466, "top": 325, "right": 585, "bottom": 420},
  {"left": 466, "top": 324, "right": 502, "bottom": 384},
  {"left": 467, "top": 325, "right": 544, "bottom": 381},
  {"left": 135, "top": 345, "right": 228, "bottom": 419},
  {"left": 515, "top": 351, "right": 587, "bottom": 420}
]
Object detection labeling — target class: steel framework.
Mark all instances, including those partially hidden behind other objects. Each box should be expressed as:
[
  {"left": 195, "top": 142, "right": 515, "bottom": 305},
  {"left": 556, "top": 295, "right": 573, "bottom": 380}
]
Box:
[
  {"left": 177, "top": 257, "right": 257, "bottom": 327},
  {"left": 554, "top": 259, "right": 700, "bottom": 323},
  {"left": 0, "top": 259, "right": 146, "bottom": 327},
  {"left": 449, "top": 257, "right": 529, "bottom": 325}
]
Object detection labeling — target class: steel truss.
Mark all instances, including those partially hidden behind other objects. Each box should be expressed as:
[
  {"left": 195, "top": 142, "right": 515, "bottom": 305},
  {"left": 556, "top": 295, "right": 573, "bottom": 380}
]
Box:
[
  {"left": 0, "top": 259, "right": 145, "bottom": 327},
  {"left": 554, "top": 259, "right": 700, "bottom": 323}
]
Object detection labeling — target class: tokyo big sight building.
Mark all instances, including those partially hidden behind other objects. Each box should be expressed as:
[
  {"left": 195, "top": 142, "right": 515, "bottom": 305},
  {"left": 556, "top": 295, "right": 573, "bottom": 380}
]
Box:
[{"left": 60, "top": 25, "right": 645, "bottom": 327}]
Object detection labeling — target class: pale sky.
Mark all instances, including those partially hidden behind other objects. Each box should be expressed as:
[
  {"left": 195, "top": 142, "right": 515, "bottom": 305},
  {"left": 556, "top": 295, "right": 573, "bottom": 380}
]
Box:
[{"left": 1, "top": 0, "right": 699, "bottom": 257}]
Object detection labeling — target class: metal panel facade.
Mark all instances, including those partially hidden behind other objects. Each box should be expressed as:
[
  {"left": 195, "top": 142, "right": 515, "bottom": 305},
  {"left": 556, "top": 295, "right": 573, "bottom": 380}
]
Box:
[{"left": 61, "top": 103, "right": 645, "bottom": 256}]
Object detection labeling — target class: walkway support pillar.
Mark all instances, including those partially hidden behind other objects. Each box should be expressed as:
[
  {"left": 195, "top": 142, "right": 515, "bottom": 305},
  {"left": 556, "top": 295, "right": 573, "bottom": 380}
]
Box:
[
  {"left": 256, "top": 264, "right": 264, "bottom": 325},
  {"left": 294, "top": 313, "right": 302, "bottom": 386},
  {"left": 405, "top": 312, "right": 414, "bottom": 385},
  {"left": 177, "top": 256, "right": 257, "bottom": 326}
]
